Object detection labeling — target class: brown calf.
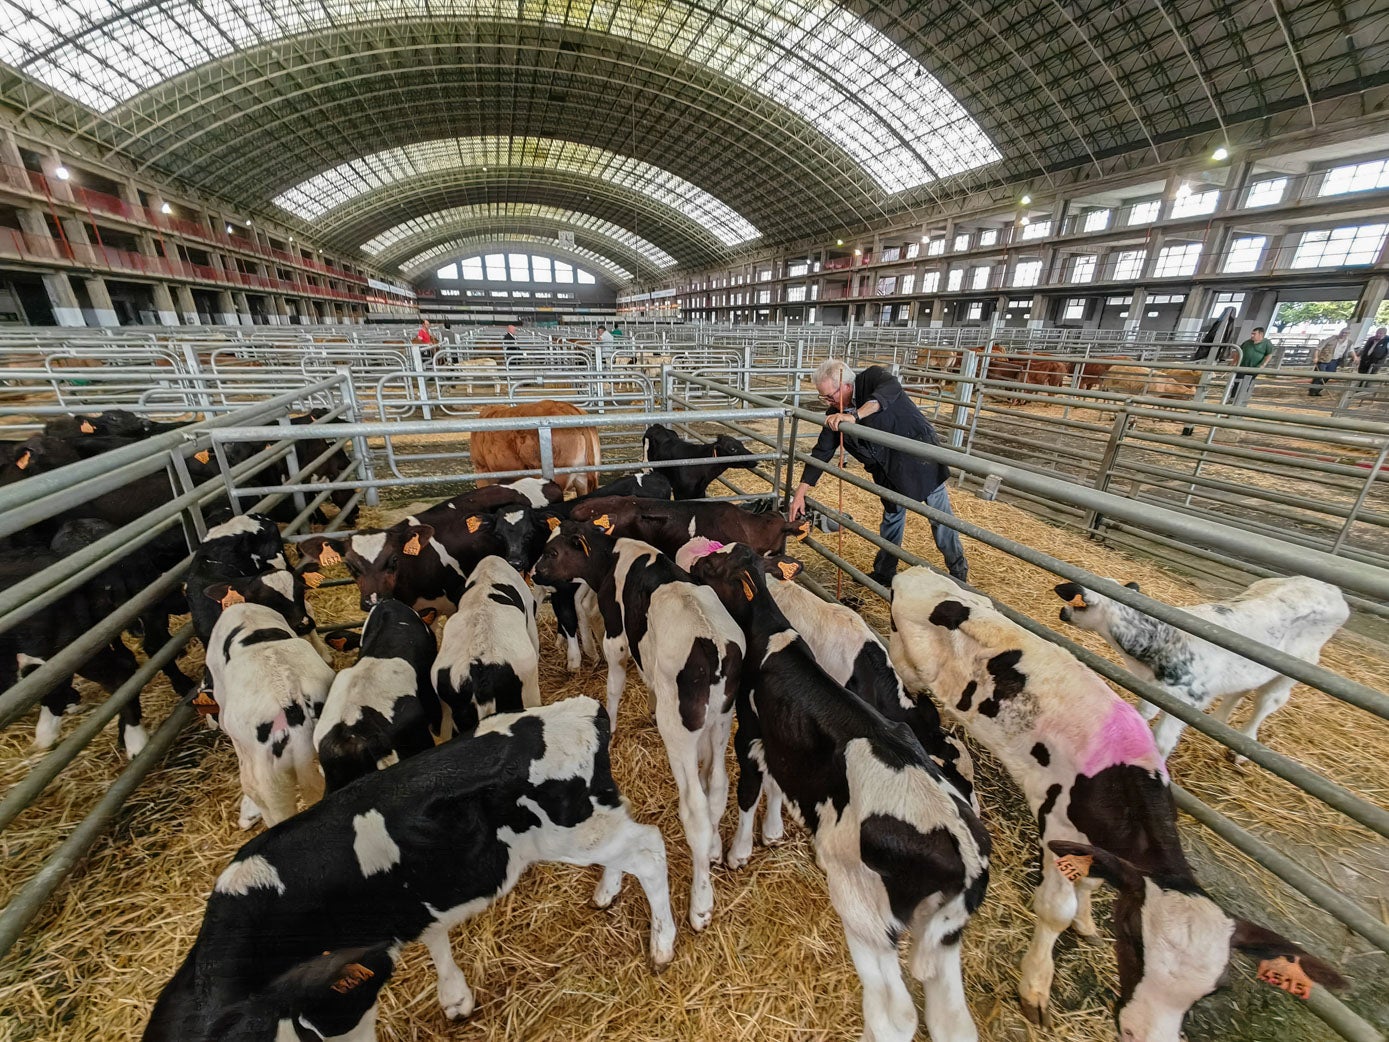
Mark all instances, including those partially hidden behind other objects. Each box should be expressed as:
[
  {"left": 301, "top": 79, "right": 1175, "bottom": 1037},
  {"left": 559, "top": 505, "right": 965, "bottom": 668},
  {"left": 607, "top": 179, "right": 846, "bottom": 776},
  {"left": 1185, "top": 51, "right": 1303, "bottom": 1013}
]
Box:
[{"left": 471, "top": 400, "right": 601, "bottom": 495}]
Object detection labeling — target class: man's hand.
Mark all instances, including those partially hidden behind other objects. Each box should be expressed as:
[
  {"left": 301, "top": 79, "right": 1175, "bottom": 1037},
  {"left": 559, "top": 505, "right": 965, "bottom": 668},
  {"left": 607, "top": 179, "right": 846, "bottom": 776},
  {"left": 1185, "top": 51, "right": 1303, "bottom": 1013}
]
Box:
[
  {"left": 789, "top": 487, "right": 808, "bottom": 522},
  {"left": 826, "top": 412, "right": 856, "bottom": 432}
]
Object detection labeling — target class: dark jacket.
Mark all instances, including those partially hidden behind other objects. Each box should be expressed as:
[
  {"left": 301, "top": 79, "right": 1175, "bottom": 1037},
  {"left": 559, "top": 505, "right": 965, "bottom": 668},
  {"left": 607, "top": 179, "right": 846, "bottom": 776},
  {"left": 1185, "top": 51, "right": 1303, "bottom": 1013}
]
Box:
[
  {"left": 802, "top": 366, "right": 950, "bottom": 501},
  {"left": 1360, "top": 335, "right": 1388, "bottom": 373}
]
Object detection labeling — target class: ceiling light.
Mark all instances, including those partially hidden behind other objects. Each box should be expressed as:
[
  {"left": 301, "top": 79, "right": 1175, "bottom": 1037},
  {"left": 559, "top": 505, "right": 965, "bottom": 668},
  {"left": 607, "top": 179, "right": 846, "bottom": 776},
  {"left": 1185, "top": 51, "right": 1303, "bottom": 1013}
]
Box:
[
  {"left": 835, "top": 238, "right": 844, "bottom": 246},
  {"left": 853, "top": 247, "right": 863, "bottom": 256},
  {"left": 288, "top": 236, "right": 294, "bottom": 242},
  {"left": 1212, "top": 146, "right": 1229, "bottom": 161},
  {"left": 159, "top": 202, "right": 172, "bottom": 214},
  {"left": 54, "top": 165, "right": 70, "bottom": 180},
  {"left": 1019, "top": 194, "right": 1031, "bottom": 205},
  {"left": 246, "top": 219, "right": 253, "bottom": 226},
  {"left": 921, "top": 235, "right": 930, "bottom": 244},
  {"left": 1020, "top": 216, "right": 1031, "bottom": 226},
  {"left": 225, "top": 224, "right": 234, "bottom": 233}
]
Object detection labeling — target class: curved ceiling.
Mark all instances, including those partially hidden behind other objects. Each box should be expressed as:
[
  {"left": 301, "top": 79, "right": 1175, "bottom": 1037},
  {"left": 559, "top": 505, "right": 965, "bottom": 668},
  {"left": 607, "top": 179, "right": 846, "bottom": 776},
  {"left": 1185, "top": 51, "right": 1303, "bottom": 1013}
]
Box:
[{"left": 404, "top": 236, "right": 631, "bottom": 282}]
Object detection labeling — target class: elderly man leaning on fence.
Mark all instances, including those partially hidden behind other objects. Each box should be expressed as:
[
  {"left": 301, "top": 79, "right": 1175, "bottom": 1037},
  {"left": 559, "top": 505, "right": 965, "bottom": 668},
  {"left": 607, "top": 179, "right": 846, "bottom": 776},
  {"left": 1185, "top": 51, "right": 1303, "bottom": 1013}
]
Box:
[{"left": 788, "top": 358, "right": 969, "bottom": 592}]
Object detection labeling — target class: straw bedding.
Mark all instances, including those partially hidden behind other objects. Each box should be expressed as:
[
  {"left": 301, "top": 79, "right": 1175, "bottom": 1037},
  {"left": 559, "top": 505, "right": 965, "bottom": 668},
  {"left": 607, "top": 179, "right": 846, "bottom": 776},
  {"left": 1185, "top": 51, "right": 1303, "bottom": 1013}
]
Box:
[{"left": 1, "top": 450, "right": 1385, "bottom": 1042}]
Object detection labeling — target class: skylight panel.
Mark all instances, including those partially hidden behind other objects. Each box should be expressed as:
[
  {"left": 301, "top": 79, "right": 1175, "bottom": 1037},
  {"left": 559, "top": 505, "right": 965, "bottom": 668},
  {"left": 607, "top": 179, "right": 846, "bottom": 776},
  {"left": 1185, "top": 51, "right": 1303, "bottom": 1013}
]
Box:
[
  {"left": 399, "top": 236, "right": 632, "bottom": 281},
  {"left": 3, "top": 0, "right": 998, "bottom": 192}
]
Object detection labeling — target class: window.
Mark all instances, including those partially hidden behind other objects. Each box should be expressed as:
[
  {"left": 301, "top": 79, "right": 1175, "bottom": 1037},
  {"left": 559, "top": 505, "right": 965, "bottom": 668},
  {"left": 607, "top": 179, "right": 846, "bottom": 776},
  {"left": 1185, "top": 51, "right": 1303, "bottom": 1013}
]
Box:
[
  {"left": 1127, "top": 200, "right": 1160, "bottom": 225},
  {"left": 1063, "top": 298, "right": 1087, "bottom": 320},
  {"left": 490, "top": 290, "right": 509, "bottom": 298},
  {"left": 485, "top": 253, "right": 507, "bottom": 281},
  {"left": 1171, "top": 188, "right": 1219, "bottom": 218},
  {"left": 512, "top": 290, "right": 530, "bottom": 298},
  {"left": 461, "top": 257, "right": 485, "bottom": 280},
  {"left": 534, "top": 291, "right": 553, "bottom": 299},
  {"left": 966, "top": 302, "right": 983, "bottom": 320},
  {"left": 1021, "top": 220, "right": 1051, "bottom": 241},
  {"left": 554, "top": 261, "right": 574, "bottom": 284},
  {"left": 440, "top": 287, "right": 460, "bottom": 296},
  {"left": 921, "top": 271, "right": 941, "bottom": 293},
  {"left": 577, "top": 269, "right": 596, "bottom": 285},
  {"left": 1083, "top": 209, "right": 1111, "bottom": 232},
  {"left": 1223, "top": 236, "right": 1266, "bottom": 274},
  {"left": 1013, "top": 260, "right": 1042, "bottom": 286},
  {"left": 1208, "top": 291, "right": 1244, "bottom": 318},
  {"left": 466, "top": 290, "right": 485, "bottom": 298},
  {"left": 532, "top": 257, "right": 552, "bottom": 282},
  {"left": 788, "top": 261, "right": 809, "bottom": 277},
  {"left": 880, "top": 247, "right": 901, "bottom": 262},
  {"left": 1106, "top": 295, "right": 1132, "bottom": 305},
  {"left": 928, "top": 238, "right": 945, "bottom": 256},
  {"left": 436, "top": 263, "right": 458, "bottom": 280},
  {"left": 978, "top": 229, "right": 998, "bottom": 246},
  {"left": 1291, "top": 224, "right": 1389, "bottom": 268},
  {"left": 758, "top": 268, "right": 773, "bottom": 281},
  {"left": 1319, "top": 160, "right": 1389, "bottom": 197},
  {"left": 953, "top": 233, "right": 971, "bottom": 251},
  {"left": 876, "top": 276, "right": 897, "bottom": 295},
  {"left": 757, "top": 289, "right": 771, "bottom": 304},
  {"left": 947, "top": 268, "right": 964, "bottom": 291},
  {"left": 810, "top": 284, "right": 820, "bottom": 300},
  {"left": 507, "top": 254, "right": 531, "bottom": 281},
  {"left": 1245, "top": 177, "right": 1287, "bottom": 208},
  {"left": 970, "top": 266, "right": 991, "bottom": 290},
  {"left": 787, "top": 285, "right": 807, "bottom": 302},
  {"left": 1113, "top": 249, "right": 1147, "bottom": 279},
  {"left": 1070, "top": 255, "right": 1096, "bottom": 283},
  {"left": 901, "top": 274, "right": 915, "bottom": 294},
  {"left": 557, "top": 292, "right": 576, "bottom": 300},
  {"left": 905, "top": 243, "right": 920, "bottom": 259},
  {"left": 1153, "top": 242, "right": 1202, "bottom": 277}
]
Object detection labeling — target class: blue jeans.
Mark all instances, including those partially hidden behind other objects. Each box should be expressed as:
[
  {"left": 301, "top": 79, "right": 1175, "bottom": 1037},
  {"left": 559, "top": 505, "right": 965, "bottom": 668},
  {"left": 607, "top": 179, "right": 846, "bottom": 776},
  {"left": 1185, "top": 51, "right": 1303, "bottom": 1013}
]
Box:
[
  {"left": 1310, "top": 358, "right": 1342, "bottom": 393},
  {"left": 872, "top": 483, "right": 968, "bottom": 584}
]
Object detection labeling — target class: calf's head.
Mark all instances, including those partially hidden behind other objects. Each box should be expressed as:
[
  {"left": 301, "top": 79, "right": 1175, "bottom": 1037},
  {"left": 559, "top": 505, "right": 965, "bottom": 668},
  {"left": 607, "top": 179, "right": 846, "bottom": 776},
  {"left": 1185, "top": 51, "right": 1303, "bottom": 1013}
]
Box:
[
  {"left": 687, "top": 541, "right": 801, "bottom": 622},
  {"left": 489, "top": 506, "right": 550, "bottom": 572},
  {"left": 532, "top": 522, "right": 614, "bottom": 588},
  {"left": 202, "top": 568, "right": 317, "bottom": 635},
  {"left": 1053, "top": 579, "right": 1140, "bottom": 627},
  {"left": 712, "top": 433, "right": 755, "bottom": 467},
  {"left": 1047, "top": 841, "right": 1345, "bottom": 1042},
  {"left": 301, "top": 524, "right": 436, "bottom": 611}
]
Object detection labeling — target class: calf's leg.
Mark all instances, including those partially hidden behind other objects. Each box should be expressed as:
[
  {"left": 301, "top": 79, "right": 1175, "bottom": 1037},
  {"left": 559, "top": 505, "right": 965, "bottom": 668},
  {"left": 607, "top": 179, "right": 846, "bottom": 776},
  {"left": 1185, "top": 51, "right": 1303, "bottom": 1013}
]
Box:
[
  {"left": 827, "top": 863, "right": 917, "bottom": 1042},
  {"left": 1017, "top": 857, "right": 1078, "bottom": 1029},
  {"left": 602, "top": 636, "right": 629, "bottom": 727},
  {"left": 728, "top": 711, "right": 766, "bottom": 869},
  {"left": 660, "top": 724, "right": 718, "bottom": 930},
  {"left": 79, "top": 641, "right": 146, "bottom": 758},
  {"left": 421, "top": 921, "right": 474, "bottom": 1020},
  {"left": 1234, "top": 676, "right": 1297, "bottom": 761},
  {"left": 910, "top": 894, "right": 979, "bottom": 1042}
]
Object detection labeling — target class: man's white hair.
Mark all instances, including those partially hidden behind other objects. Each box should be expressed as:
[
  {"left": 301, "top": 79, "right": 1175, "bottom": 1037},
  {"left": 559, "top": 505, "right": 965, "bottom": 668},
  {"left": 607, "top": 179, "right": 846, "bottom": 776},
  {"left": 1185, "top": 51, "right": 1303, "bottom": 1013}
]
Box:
[{"left": 813, "top": 358, "right": 855, "bottom": 389}]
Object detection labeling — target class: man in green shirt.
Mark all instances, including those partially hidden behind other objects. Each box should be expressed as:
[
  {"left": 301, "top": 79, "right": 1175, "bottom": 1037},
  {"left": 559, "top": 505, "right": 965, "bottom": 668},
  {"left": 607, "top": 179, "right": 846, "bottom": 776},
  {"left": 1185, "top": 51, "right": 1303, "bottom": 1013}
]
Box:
[{"left": 1232, "top": 326, "right": 1272, "bottom": 404}]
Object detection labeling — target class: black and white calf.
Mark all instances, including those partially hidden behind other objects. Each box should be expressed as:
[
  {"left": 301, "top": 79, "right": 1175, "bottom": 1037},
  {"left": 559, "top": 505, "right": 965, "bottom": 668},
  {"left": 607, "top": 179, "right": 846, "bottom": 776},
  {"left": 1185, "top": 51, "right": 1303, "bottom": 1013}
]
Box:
[
  {"left": 889, "top": 568, "right": 1345, "bottom": 1038},
  {"left": 143, "top": 697, "right": 677, "bottom": 1042},
  {"left": 1054, "top": 575, "right": 1348, "bottom": 757},
  {"left": 314, "top": 599, "right": 437, "bottom": 792},
  {"left": 204, "top": 602, "right": 336, "bottom": 828},
  {"left": 642, "top": 423, "right": 755, "bottom": 499},
  {"left": 534, "top": 525, "right": 743, "bottom": 933},
  {"left": 431, "top": 556, "right": 540, "bottom": 739},
  {"left": 689, "top": 544, "right": 989, "bottom": 1042}
]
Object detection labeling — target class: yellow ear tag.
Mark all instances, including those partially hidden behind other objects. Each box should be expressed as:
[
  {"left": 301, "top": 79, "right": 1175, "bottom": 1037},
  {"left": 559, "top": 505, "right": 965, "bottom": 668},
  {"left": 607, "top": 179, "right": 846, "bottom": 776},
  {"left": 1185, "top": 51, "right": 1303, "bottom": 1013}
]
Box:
[
  {"left": 1055, "top": 854, "right": 1092, "bottom": 882},
  {"left": 465, "top": 516, "right": 482, "bottom": 534},
  {"left": 1068, "top": 594, "right": 1087, "bottom": 609},
  {"left": 545, "top": 516, "right": 561, "bottom": 532},
  {"left": 740, "top": 573, "right": 757, "bottom": 601},
  {"left": 80, "top": 420, "right": 95, "bottom": 434},
  {"left": 1257, "top": 957, "right": 1314, "bottom": 1000},
  {"left": 402, "top": 534, "right": 422, "bottom": 556},
  {"left": 317, "top": 546, "right": 342, "bottom": 567},
  {"left": 302, "top": 571, "right": 324, "bottom": 589},
  {"left": 777, "top": 561, "right": 799, "bottom": 580},
  {"left": 331, "top": 963, "right": 376, "bottom": 994},
  {"left": 220, "top": 588, "right": 245, "bottom": 609},
  {"left": 194, "top": 449, "right": 211, "bottom": 464},
  {"left": 591, "top": 513, "right": 611, "bottom": 532},
  {"left": 577, "top": 534, "right": 591, "bottom": 556},
  {"left": 15, "top": 450, "right": 30, "bottom": 470},
  {"left": 191, "top": 690, "right": 219, "bottom": 716}
]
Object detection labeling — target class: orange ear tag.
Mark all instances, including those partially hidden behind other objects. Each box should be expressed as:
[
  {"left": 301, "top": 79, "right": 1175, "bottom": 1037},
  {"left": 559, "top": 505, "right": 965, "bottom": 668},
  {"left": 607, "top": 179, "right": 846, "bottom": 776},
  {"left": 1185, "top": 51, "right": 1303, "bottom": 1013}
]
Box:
[
  {"left": 793, "top": 522, "right": 809, "bottom": 542},
  {"left": 331, "top": 963, "right": 376, "bottom": 994},
  {"left": 318, "top": 546, "right": 342, "bottom": 567},
  {"left": 328, "top": 636, "right": 348, "bottom": 651},
  {"left": 191, "top": 690, "right": 220, "bottom": 716},
  {"left": 577, "top": 534, "right": 591, "bottom": 556},
  {"left": 740, "top": 573, "right": 757, "bottom": 601},
  {"left": 15, "top": 450, "right": 31, "bottom": 470},
  {"left": 419, "top": 608, "right": 439, "bottom": 626},
  {"left": 302, "top": 571, "right": 324, "bottom": 589},
  {"left": 402, "top": 534, "right": 422, "bottom": 556},
  {"left": 220, "top": 588, "right": 246, "bottom": 609},
  {"left": 1055, "top": 854, "right": 1092, "bottom": 882},
  {"left": 1257, "top": 957, "right": 1314, "bottom": 1000},
  {"left": 545, "top": 516, "right": 561, "bottom": 532},
  {"left": 465, "top": 516, "right": 483, "bottom": 534},
  {"left": 777, "top": 561, "right": 799, "bottom": 580},
  {"left": 194, "top": 450, "right": 211, "bottom": 464},
  {"left": 591, "top": 513, "right": 613, "bottom": 534},
  {"left": 1068, "top": 594, "right": 1086, "bottom": 609},
  {"left": 79, "top": 420, "right": 95, "bottom": 434}
]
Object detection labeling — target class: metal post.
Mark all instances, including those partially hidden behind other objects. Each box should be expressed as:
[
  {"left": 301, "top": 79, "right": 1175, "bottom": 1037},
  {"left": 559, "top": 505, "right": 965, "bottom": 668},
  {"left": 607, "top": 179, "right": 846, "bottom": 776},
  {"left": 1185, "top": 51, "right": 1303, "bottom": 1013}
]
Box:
[
  {"left": 1085, "top": 408, "right": 1133, "bottom": 532},
  {"left": 537, "top": 423, "right": 555, "bottom": 480},
  {"left": 1332, "top": 441, "right": 1389, "bottom": 555}
]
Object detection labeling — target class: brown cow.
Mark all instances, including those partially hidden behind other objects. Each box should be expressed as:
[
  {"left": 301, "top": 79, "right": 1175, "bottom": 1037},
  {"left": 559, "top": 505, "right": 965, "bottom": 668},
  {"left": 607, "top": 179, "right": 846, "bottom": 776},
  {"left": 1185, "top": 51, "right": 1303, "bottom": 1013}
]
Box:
[
  {"left": 1099, "top": 366, "right": 1202, "bottom": 399},
  {"left": 471, "top": 400, "right": 601, "bottom": 495},
  {"left": 1073, "top": 357, "right": 1125, "bottom": 390}
]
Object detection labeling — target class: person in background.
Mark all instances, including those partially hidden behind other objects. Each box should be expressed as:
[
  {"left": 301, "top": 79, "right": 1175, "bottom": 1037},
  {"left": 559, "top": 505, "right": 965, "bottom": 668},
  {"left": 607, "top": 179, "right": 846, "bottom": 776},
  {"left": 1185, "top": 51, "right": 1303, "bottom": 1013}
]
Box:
[
  {"left": 788, "top": 358, "right": 968, "bottom": 596},
  {"left": 1231, "top": 326, "right": 1272, "bottom": 405},
  {"left": 412, "top": 317, "right": 436, "bottom": 345},
  {"left": 597, "top": 326, "right": 615, "bottom": 347},
  {"left": 502, "top": 323, "right": 518, "bottom": 366},
  {"left": 1358, "top": 326, "right": 1388, "bottom": 378},
  {"left": 1310, "top": 327, "right": 1354, "bottom": 396}
]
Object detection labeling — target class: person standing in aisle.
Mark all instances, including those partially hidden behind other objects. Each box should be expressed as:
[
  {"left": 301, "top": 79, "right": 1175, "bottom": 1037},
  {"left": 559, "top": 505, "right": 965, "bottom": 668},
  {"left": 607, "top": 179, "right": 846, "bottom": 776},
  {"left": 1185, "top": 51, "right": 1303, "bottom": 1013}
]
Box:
[
  {"left": 1359, "top": 326, "right": 1388, "bottom": 378},
  {"left": 1309, "top": 327, "right": 1354, "bottom": 396},
  {"left": 1231, "top": 326, "right": 1273, "bottom": 405},
  {"left": 788, "top": 358, "right": 968, "bottom": 594}
]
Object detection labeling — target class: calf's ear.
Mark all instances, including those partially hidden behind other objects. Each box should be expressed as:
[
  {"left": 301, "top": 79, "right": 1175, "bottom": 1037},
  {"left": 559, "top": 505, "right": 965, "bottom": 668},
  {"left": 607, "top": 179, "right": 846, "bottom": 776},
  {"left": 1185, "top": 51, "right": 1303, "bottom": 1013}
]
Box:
[
  {"left": 1053, "top": 581, "right": 1087, "bottom": 608},
  {"left": 203, "top": 581, "right": 246, "bottom": 608},
  {"left": 325, "top": 628, "right": 361, "bottom": 652},
  {"left": 1124, "top": 580, "right": 1141, "bottom": 592},
  {"left": 1232, "top": 920, "right": 1347, "bottom": 997},
  {"left": 765, "top": 554, "right": 802, "bottom": 581},
  {"left": 1046, "top": 840, "right": 1143, "bottom": 891},
  {"left": 403, "top": 523, "right": 435, "bottom": 556},
  {"left": 299, "top": 536, "right": 344, "bottom": 568},
  {"left": 739, "top": 569, "right": 758, "bottom": 601}
]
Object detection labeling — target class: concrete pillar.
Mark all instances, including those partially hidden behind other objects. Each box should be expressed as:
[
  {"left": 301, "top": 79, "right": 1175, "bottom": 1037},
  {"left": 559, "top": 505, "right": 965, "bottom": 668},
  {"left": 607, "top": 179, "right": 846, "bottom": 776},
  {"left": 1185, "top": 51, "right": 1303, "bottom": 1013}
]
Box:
[
  {"left": 15, "top": 206, "right": 60, "bottom": 258},
  {"left": 1028, "top": 293, "right": 1047, "bottom": 329},
  {"left": 216, "top": 289, "right": 238, "bottom": 325},
  {"left": 1349, "top": 276, "right": 1388, "bottom": 345},
  {"left": 118, "top": 178, "right": 142, "bottom": 211},
  {"left": 43, "top": 272, "right": 85, "bottom": 326},
  {"left": 0, "top": 130, "right": 26, "bottom": 189},
  {"left": 175, "top": 284, "right": 200, "bottom": 325},
  {"left": 150, "top": 282, "right": 179, "bottom": 325},
  {"left": 1175, "top": 287, "right": 1212, "bottom": 336},
  {"left": 1123, "top": 287, "right": 1148, "bottom": 335},
  {"left": 271, "top": 295, "right": 291, "bottom": 324},
  {"left": 83, "top": 276, "right": 119, "bottom": 327},
  {"left": 929, "top": 297, "right": 945, "bottom": 328},
  {"left": 38, "top": 153, "right": 75, "bottom": 203},
  {"left": 233, "top": 291, "right": 254, "bottom": 326}
]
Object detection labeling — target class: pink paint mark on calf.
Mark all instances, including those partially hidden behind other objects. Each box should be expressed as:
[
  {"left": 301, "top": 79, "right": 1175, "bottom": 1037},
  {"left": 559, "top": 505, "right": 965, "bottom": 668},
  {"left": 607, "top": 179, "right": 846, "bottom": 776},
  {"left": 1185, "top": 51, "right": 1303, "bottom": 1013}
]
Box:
[
  {"left": 1083, "top": 702, "right": 1167, "bottom": 778},
  {"left": 675, "top": 538, "right": 725, "bottom": 572},
  {"left": 271, "top": 710, "right": 289, "bottom": 736}
]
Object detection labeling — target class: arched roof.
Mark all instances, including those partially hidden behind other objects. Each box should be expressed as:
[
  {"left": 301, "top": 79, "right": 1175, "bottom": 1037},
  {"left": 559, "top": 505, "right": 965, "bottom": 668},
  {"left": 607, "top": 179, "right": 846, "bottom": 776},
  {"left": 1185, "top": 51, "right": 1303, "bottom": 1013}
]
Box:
[{"left": 403, "top": 236, "right": 632, "bottom": 282}]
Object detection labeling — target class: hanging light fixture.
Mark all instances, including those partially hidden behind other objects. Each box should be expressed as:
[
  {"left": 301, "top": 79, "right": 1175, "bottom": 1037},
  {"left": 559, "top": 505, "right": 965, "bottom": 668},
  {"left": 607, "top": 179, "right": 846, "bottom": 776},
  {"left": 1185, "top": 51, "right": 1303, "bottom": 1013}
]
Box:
[{"left": 54, "top": 165, "right": 70, "bottom": 180}]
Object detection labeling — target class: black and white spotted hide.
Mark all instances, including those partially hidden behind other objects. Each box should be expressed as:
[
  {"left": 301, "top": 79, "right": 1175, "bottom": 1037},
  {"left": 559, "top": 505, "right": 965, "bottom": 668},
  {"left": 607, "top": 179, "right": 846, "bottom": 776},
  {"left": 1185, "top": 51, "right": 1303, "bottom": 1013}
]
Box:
[
  {"left": 143, "top": 698, "right": 677, "bottom": 1042},
  {"left": 204, "top": 603, "right": 336, "bottom": 829},
  {"left": 314, "top": 599, "right": 437, "bottom": 792},
  {"left": 431, "top": 556, "right": 539, "bottom": 739},
  {"left": 689, "top": 543, "right": 989, "bottom": 1042}
]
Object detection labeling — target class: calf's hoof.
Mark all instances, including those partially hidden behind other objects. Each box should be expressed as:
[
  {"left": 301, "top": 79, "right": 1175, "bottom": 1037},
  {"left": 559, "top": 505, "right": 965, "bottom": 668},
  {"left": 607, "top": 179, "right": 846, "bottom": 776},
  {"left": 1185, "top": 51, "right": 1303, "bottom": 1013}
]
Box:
[
  {"left": 441, "top": 993, "right": 475, "bottom": 1021},
  {"left": 1069, "top": 915, "right": 1100, "bottom": 939},
  {"left": 1018, "top": 997, "right": 1052, "bottom": 1030},
  {"left": 591, "top": 875, "right": 623, "bottom": 910}
]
